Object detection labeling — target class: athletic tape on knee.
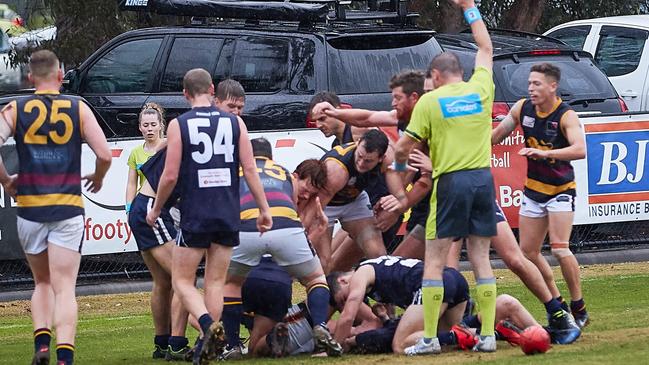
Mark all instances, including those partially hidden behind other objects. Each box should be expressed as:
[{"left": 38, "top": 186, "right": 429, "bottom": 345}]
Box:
[{"left": 550, "top": 242, "right": 573, "bottom": 258}]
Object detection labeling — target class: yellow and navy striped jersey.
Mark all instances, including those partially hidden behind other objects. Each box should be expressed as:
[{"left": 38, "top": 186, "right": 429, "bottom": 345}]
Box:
[
  {"left": 520, "top": 98, "right": 575, "bottom": 202},
  {"left": 320, "top": 142, "right": 381, "bottom": 206},
  {"left": 13, "top": 92, "right": 84, "bottom": 222},
  {"left": 239, "top": 157, "right": 301, "bottom": 232}
]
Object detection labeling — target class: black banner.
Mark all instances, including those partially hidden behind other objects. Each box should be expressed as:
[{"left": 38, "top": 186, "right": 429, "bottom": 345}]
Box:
[{"left": 0, "top": 144, "right": 22, "bottom": 260}]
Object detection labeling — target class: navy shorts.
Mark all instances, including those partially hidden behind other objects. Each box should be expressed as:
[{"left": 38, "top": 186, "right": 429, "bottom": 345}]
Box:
[
  {"left": 129, "top": 194, "right": 177, "bottom": 251},
  {"left": 434, "top": 168, "right": 497, "bottom": 239},
  {"left": 442, "top": 267, "right": 470, "bottom": 308},
  {"left": 177, "top": 229, "right": 239, "bottom": 248},
  {"left": 494, "top": 200, "right": 506, "bottom": 223},
  {"left": 242, "top": 278, "right": 292, "bottom": 322}
]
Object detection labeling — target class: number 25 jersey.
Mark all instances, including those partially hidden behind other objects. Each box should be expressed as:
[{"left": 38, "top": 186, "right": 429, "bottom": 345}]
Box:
[
  {"left": 177, "top": 106, "right": 241, "bottom": 233},
  {"left": 14, "top": 92, "right": 84, "bottom": 222}
]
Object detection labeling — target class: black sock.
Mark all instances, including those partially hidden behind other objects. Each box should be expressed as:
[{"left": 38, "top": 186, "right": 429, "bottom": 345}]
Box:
[
  {"left": 544, "top": 298, "right": 563, "bottom": 314},
  {"left": 154, "top": 334, "right": 169, "bottom": 349},
  {"left": 33, "top": 328, "right": 51, "bottom": 352},
  {"left": 168, "top": 336, "right": 189, "bottom": 352},
  {"left": 198, "top": 313, "right": 214, "bottom": 335},
  {"left": 557, "top": 296, "right": 570, "bottom": 312},
  {"left": 222, "top": 297, "right": 243, "bottom": 348},
  {"left": 56, "top": 343, "right": 75, "bottom": 365},
  {"left": 570, "top": 298, "right": 586, "bottom": 313}
]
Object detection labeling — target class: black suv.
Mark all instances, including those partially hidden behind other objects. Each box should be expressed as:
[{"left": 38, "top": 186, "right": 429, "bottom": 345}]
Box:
[
  {"left": 59, "top": 0, "right": 442, "bottom": 137},
  {"left": 434, "top": 30, "right": 627, "bottom": 120}
]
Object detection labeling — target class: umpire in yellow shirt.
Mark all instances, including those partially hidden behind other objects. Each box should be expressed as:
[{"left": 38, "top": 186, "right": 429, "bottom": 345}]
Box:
[{"left": 388, "top": 0, "right": 497, "bottom": 355}]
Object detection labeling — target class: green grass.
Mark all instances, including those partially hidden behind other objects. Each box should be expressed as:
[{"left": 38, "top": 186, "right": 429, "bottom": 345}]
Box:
[{"left": 2, "top": 263, "right": 649, "bottom": 364}]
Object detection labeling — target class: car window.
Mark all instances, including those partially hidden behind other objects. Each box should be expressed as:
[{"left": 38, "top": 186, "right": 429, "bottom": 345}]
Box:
[
  {"left": 83, "top": 38, "right": 163, "bottom": 93},
  {"left": 327, "top": 34, "right": 441, "bottom": 94},
  {"left": 231, "top": 37, "right": 289, "bottom": 93},
  {"left": 546, "top": 25, "right": 592, "bottom": 49},
  {"left": 160, "top": 37, "right": 224, "bottom": 92},
  {"left": 494, "top": 55, "right": 618, "bottom": 102},
  {"left": 595, "top": 26, "right": 648, "bottom": 77}
]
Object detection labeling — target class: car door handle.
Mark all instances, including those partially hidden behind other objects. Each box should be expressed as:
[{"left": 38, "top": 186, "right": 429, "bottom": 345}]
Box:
[
  {"left": 621, "top": 91, "right": 638, "bottom": 98},
  {"left": 116, "top": 113, "right": 139, "bottom": 125}
]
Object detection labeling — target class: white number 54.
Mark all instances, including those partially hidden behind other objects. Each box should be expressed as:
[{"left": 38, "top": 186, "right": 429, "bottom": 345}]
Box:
[{"left": 188, "top": 117, "right": 234, "bottom": 164}]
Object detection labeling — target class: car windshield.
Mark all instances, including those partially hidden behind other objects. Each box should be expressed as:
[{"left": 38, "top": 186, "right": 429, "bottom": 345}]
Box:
[
  {"left": 327, "top": 34, "right": 441, "bottom": 94},
  {"left": 494, "top": 55, "right": 618, "bottom": 101}
]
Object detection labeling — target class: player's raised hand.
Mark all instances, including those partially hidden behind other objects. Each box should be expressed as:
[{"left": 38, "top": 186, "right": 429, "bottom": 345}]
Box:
[
  {"left": 518, "top": 147, "right": 549, "bottom": 159},
  {"left": 451, "top": 0, "right": 476, "bottom": 9}
]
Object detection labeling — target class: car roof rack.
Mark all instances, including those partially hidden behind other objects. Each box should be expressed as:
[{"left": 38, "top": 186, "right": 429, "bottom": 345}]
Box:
[
  {"left": 461, "top": 28, "right": 566, "bottom": 45},
  {"left": 118, "top": 0, "right": 418, "bottom": 27}
]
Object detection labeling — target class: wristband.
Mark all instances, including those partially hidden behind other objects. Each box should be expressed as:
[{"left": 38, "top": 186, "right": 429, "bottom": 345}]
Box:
[
  {"left": 464, "top": 6, "right": 482, "bottom": 25},
  {"left": 125, "top": 202, "right": 131, "bottom": 213},
  {"left": 392, "top": 161, "right": 408, "bottom": 172}
]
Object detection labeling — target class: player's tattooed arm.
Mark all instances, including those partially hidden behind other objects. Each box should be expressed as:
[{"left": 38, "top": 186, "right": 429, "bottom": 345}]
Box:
[{"left": 492, "top": 99, "right": 523, "bottom": 145}]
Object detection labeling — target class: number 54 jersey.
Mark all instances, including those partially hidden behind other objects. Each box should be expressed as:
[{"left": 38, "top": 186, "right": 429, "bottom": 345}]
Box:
[
  {"left": 14, "top": 92, "right": 84, "bottom": 222},
  {"left": 177, "top": 106, "right": 241, "bottom": 233}
]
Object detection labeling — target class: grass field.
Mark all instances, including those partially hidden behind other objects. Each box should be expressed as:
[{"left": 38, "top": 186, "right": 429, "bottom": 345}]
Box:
[{"left": 2, "top": 261, "right": 649, "bottom": 364}]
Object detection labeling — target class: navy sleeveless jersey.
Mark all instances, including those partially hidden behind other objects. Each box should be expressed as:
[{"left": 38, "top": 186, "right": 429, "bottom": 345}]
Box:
[
  {"left": 331, "top": 124, "right": 354, "bottom": 148},
  {"left": 239, "top": 157, "right": 301, "bottom": 232},
  {"left": 321, "top": 142, "right": 382, "bottom": 206},
  {"left": 520, "top": 99, "right": 576, "bottom": 202},
  {"left": 14, "top": 92, "right": 84, "bottom": 222},
  {"left": 177, "top": 106, "right": 240, "bottom": 232},
  {"left": 140, "top": 146, "right": 180, "bottom": 209},
  {"left": 359, "top": 256, "right": 424, "bottom": 308}
]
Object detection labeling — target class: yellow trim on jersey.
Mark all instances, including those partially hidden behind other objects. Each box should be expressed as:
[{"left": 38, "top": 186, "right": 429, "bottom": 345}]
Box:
[
  {"left": 240, "top": 206, "right": 300, "bottom": 221},
  {"left": 17, "top": 193, "right": 84, "bottom": 208},
  {"left": 525, "top": 178, "right": 576, "bottom": 196},
  {"left": 34, "top": 90, "right": 61, "bottom": 95},
  {"left": 325, "top": 157, "right": 349, "bottom": 174},
  {"left": 535, "top": 97, "right": 562, "bottom": 118}
]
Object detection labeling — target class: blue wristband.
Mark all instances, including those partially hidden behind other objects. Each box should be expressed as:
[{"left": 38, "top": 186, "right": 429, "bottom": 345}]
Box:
[
  {"left": 392, "top": 161, "right": 408, "bottom": 172},
  {"left": 125, "top": 202, "right": 131, "bottom": 213},
  {"left": 464, "top": 7, "right": 482, "bottom": 25}
]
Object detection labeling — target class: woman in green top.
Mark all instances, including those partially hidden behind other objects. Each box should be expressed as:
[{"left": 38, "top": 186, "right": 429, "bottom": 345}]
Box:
[{"left": 125, "top": 104, "right": 191, "bottom": 360}]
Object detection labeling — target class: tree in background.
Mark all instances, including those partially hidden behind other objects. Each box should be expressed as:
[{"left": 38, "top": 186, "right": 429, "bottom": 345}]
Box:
[{"left": 412, "top": 0, "right": 648, "bottom": 33}]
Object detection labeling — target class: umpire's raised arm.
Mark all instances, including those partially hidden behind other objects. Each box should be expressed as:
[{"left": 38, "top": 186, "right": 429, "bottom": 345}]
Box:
[{"left": 455, "top": 0, "right": 493, "bottom": 72}]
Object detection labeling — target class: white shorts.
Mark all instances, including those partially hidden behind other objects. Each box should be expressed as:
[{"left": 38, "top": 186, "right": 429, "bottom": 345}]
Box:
[
  {"left": 233, "top": 227, "right": 315, "bottom": 267},
  {"left": 324, "top": 191, "right": 374, "bottom": 226},
  {"left": 17, "top": 215, "right": 85, "bottom": 255},
  {"left": 285, "top": 304, "right": 315, "bottom": 355},
  {"left": 519, "top": 194, "right": 575, "bottom": 218}
]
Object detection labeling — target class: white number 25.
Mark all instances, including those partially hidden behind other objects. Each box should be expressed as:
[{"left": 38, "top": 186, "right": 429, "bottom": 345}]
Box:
[{"left": 187, "top": 117, "right": 234, "bottom": 164}]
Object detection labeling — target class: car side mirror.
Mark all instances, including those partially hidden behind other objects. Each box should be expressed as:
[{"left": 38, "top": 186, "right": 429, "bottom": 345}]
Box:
[{"left": 62, "top": 68, "right": 78, "bottom": 92}]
